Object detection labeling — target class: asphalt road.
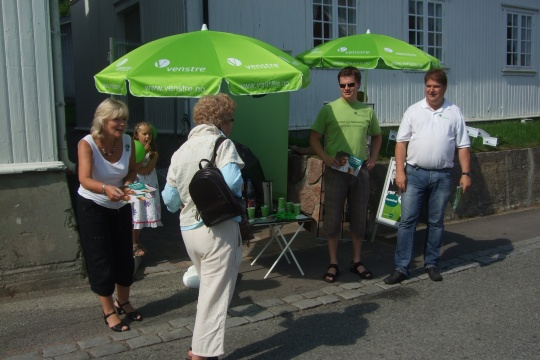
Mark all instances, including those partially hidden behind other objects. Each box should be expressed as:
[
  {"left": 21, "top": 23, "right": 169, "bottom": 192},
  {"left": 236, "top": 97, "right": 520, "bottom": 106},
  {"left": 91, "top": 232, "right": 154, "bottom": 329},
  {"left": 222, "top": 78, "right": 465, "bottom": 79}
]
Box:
[
  {"left": 99, "top": 246, "right": 540, "bottom": 360},
  {"left": 2, "top": 208, "right": 539, "bottom": 360}
]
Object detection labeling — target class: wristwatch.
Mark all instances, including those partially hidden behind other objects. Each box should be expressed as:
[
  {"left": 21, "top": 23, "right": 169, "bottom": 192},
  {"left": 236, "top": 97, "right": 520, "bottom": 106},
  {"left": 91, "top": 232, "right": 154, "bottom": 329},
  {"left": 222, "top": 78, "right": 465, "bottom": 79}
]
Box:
[{"left": 461, "top": 172, "right": 471, "bottom": 177}]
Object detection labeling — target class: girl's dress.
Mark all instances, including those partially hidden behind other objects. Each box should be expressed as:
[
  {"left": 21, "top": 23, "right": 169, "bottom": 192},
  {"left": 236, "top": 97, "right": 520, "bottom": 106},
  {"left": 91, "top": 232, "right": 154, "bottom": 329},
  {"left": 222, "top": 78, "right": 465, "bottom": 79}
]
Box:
[{"left": 132, "top": 153, "right": 163, "bottom": 229}]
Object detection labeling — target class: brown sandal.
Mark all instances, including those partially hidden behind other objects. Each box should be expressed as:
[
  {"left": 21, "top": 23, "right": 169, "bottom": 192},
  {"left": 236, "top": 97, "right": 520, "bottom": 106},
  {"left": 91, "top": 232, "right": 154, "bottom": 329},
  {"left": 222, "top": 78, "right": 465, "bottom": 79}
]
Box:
[
  {"left": 186, "top": 347, "right": 218, "bottom": 360},
  {"left": 133, "top": 245, "right": 146, "bottom": 256}
]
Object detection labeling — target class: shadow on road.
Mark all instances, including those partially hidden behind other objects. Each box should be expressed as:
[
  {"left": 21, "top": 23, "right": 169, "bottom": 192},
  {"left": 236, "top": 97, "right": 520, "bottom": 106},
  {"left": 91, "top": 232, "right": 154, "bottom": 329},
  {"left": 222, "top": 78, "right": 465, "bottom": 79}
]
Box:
[
  {"left": 376, "top": 227, "right": 514, "bottom": 274},
  {"left": 223, "top": 302, "right": 382, "bottom": 360}
]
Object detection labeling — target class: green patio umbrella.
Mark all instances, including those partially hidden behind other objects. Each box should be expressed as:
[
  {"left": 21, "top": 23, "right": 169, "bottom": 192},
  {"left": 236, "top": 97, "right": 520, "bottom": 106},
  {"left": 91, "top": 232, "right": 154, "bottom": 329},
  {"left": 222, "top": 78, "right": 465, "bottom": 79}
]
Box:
[
  {"left": 95, "top": 25, "right": 310, "bottom": 98},
  {"left": 296, "top": 30, "right": 440, "bottom": 98}
]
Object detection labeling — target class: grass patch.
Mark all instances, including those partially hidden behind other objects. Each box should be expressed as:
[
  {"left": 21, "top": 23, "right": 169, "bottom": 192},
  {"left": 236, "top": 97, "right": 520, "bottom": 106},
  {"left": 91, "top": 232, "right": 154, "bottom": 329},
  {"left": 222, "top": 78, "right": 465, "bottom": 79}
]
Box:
[
  {"left": 378, "top": 119, "right": 540, "bottom": 159},
  {"left": 467, "top": 119, "right": 540, "bottom": 152},
  {"left": 289, "top": 118, "right": 540, "bottom": 160}
]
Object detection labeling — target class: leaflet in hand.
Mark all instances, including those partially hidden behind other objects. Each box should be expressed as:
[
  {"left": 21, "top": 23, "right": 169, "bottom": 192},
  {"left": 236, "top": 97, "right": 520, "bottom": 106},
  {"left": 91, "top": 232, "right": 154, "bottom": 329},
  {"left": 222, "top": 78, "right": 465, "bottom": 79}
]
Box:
[
  {"left": 332, "top": 151, "right": 364, "bottom": 176},
  {"left": 452, "top": 185, "right": 463, "bottom": 211},
  {"left": 121, "top": 181, "right": 156, "bottom": 204}
]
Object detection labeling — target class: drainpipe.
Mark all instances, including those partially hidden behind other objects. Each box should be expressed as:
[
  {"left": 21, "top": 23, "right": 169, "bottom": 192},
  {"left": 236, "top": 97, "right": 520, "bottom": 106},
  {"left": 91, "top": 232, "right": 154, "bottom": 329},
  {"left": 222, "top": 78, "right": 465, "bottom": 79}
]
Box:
[
  {"left": 203, "top": 0, "right": 209, "bottom": 27},
  {"left": 49, "top": 0, "right": 76, "bottom": 172}
]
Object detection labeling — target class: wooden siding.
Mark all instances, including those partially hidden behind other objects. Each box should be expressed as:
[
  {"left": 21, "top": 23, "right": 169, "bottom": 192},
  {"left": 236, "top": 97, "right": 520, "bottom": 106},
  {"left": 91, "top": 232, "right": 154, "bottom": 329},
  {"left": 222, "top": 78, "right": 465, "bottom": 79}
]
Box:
[
  {"left": 0, "top": 0, "right": 57, "bottom": 165},
  {"left": 208, "top": 0, "right": 540, "bottom": 127},
  {"left": 138, "top": 0, "right": 190, "bottom": 137},
  {"left": 72, "top": 0, "right": 193, "bottom": 135},
  {"left": 69, "top": 0, "right": 539, "bottom": 133}
]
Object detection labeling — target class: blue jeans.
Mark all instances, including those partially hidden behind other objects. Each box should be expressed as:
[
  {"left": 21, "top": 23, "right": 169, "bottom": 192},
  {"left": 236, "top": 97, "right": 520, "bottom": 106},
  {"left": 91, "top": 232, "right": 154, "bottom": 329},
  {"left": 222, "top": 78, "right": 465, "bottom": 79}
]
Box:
[{"left": 394, "top": 165, "right": 453, "bottom": 275}]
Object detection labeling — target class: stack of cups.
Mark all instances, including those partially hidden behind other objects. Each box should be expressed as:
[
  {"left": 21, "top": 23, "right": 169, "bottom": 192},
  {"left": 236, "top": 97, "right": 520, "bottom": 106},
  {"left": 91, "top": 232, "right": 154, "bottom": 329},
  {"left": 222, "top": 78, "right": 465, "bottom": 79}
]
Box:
[
  {"left": 277, "top": 197, "right": 286, "bottom": 214},
  {"left": 286, "top": 202, "right": 294, "bottom": 214},
  {"left": 247, "top": 206, "right": 256, "bottom": 219}
]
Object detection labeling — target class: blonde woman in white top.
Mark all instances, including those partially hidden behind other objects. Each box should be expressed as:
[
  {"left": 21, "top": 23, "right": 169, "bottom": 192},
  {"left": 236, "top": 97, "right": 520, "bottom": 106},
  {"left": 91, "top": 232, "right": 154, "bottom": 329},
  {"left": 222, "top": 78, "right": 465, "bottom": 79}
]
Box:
[{"left": 77, "top": 98, "right": 142, "bottom": 332}]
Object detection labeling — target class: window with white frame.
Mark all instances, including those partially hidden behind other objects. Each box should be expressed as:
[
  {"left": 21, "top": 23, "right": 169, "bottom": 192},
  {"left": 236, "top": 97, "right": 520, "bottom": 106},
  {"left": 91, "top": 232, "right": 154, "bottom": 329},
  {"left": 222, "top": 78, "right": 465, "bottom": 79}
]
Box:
[
  {"left": 313, "top": 0, "right": 357, "bottom": 47},
  {"left": 504, "top": 7, "right": 534, "bottom": 68},
  {"left": 408, "top": 0, "right": 443, "bottom": 61}
]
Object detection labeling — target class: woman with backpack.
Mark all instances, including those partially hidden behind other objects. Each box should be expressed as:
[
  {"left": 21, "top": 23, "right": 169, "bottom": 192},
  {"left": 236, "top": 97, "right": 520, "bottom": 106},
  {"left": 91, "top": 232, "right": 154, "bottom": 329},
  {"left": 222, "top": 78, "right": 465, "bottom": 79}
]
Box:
[{"left": 162, "top": 94, "right": 244, "bottom": 360}]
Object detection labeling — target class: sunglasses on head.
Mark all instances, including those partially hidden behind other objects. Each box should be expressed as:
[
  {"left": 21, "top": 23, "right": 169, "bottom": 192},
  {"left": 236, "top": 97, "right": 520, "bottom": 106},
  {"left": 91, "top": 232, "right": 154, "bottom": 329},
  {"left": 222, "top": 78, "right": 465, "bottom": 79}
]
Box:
[{"left": 339, "top": 82, "right": 356, "bottom": 89}]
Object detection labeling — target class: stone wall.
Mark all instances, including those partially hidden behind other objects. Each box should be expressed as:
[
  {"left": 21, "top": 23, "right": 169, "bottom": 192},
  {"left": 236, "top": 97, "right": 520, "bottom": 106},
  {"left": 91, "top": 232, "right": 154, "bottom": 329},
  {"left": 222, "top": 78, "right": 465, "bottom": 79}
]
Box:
[
  {"left": 0, "top": 171, "right": 85, "bottom": 297},
  {"left": 287, "top": 148, "right": 540, "bottom": 237},
  {"left": 1, "top": 148, "right": 538, "bottom": 296}
]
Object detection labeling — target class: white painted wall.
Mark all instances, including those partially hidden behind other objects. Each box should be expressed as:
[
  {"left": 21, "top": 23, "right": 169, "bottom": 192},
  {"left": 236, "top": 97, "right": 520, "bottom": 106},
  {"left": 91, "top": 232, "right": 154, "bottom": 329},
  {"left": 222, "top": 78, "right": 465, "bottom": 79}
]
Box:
[
  {"left": 70, "top": 0, "right": 540, "bottom": 134},
  {"left": 208, "top": 0, "right": 540, "bottom": 127}
]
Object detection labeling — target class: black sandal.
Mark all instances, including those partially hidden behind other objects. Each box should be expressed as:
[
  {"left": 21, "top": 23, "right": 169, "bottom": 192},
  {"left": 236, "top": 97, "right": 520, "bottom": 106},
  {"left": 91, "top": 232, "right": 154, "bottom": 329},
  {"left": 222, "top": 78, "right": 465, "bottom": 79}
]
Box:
[
  {"left": 323, "top": 264, "right": 339, "bottom": 283},
  {"left": 350, "top": 261, "right": 373, "bottom": 279},
  {"left": 114, "top": 299, "right": 143, "bottom": 321},
  {"left": 103, "top": 311, "right": 130, "bottom": 332}
]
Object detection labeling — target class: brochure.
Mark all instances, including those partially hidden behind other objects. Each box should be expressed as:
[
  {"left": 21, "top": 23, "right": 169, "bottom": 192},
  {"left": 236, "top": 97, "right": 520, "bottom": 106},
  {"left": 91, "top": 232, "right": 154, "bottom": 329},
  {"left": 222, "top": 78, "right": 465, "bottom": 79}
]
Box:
[
  {"left": 121, "top": 181, "right": 156, "bottom": 204},
  {"left": 452, "top": 185, "right": 463, "bottom": 211},
  {"left": 332, "top": 151, "right": 364, "bottom": 177}
]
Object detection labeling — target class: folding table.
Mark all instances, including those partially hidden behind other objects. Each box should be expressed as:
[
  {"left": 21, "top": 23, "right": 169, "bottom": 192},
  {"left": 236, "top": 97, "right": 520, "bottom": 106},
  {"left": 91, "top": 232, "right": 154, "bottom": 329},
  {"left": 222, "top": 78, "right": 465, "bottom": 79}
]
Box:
[{"left": 250, "top": 214, "right": 314, "bottom": 279}]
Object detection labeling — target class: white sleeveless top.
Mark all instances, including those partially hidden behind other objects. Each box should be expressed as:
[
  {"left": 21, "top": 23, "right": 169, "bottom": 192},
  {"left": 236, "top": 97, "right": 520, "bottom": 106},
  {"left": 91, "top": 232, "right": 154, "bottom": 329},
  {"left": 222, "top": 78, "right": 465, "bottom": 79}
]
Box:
[{"left": 77, "top": 134, "right": 131, "bottom": 209}]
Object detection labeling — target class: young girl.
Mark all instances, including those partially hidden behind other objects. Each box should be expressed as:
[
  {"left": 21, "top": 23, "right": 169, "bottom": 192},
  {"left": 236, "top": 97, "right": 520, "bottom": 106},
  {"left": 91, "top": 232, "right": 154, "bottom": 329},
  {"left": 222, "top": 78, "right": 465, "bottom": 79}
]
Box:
[{"left": 131, "top": 122, "right": 162, "bottom": 256}]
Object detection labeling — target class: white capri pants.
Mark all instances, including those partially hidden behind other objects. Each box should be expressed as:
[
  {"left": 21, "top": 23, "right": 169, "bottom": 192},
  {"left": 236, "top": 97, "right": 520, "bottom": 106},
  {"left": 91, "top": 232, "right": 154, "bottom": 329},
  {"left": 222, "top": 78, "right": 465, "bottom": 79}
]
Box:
[{"left": 181, "top": 219, "right": 242, "bottom": 358}]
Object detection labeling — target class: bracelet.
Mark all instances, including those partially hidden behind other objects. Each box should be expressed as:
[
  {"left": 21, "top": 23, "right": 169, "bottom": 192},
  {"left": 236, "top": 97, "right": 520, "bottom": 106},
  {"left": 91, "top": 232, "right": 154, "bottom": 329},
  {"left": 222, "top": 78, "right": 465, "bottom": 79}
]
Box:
[
  {"left": 461, "top": 172, "right": 471, "bottom": 177},
  {"left": 102, "top": 183, "right": 107, "bottom": 194}
]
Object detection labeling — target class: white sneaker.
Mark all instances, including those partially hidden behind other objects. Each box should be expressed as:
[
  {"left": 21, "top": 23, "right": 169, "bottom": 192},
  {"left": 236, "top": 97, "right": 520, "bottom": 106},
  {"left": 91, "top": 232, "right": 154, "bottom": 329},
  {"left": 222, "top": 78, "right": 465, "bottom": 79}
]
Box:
[{"left": 182, "top": 265, "right": 200, "bottom": 289}]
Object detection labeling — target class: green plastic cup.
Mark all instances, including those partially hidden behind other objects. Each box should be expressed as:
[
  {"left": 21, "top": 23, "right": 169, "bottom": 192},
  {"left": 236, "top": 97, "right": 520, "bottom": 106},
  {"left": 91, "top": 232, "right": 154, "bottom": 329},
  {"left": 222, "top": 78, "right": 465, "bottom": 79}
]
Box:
[
  {"left": 247, "top": 207, "right": 256, "bottom": 219},
  {"left": 286, "top": 202, "right": 293, "bottom": 213},
  {"left": 278, "top": 197, "right": 286, "bottom": 213}
]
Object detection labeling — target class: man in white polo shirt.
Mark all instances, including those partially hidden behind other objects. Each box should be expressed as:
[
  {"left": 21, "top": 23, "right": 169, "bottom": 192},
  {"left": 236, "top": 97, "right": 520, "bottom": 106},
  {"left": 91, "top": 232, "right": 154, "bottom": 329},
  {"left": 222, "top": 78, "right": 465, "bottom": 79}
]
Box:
[{"left": 384, "top": 69, "right": 472, "bottom": 284}]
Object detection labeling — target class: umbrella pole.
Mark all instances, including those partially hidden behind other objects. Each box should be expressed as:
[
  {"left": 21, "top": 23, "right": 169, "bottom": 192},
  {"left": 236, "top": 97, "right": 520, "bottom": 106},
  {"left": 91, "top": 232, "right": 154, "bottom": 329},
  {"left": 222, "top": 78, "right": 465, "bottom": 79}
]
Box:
[
  {"left": 364, "top": 70, "right": 369, "bottom": 103},
  {"left": 174, "top": 99, "right": 178, "bottom": 137}
]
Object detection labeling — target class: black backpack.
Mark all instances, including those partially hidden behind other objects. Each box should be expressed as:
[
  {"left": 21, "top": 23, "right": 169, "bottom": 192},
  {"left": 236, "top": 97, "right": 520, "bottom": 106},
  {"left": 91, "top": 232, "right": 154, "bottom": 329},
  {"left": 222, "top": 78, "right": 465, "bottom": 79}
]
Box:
[{"left": 189, "top": 137, "right": 244, "bottom": 227}]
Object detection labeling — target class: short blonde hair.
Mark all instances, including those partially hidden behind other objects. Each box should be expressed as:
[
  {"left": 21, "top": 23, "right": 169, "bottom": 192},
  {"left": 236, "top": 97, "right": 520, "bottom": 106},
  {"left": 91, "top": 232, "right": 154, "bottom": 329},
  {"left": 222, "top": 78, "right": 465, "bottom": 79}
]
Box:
[
  {"left": 193, "top": 94, "right": 237, "bottom": 126},
  {"left": 91, "top": 98, "right": 129, "bottom": 138}
]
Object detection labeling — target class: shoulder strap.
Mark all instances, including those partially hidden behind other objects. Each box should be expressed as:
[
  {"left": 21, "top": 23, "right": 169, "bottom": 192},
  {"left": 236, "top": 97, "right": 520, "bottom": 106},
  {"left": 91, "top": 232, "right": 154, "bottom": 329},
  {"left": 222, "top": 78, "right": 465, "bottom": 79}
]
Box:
[
  {"left": 211, "top": 137, "right": 226, "bottom": 166},
  {"left": 198, "top": 136, "right": 226, "bottom": 170}
]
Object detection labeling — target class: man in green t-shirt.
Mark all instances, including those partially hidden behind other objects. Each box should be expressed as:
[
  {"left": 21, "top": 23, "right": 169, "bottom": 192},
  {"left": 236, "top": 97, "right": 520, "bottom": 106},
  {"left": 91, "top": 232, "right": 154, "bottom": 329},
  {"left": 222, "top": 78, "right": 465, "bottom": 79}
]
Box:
[{"left": 310, "top": 66, "right": 382, "bottom": 283}]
